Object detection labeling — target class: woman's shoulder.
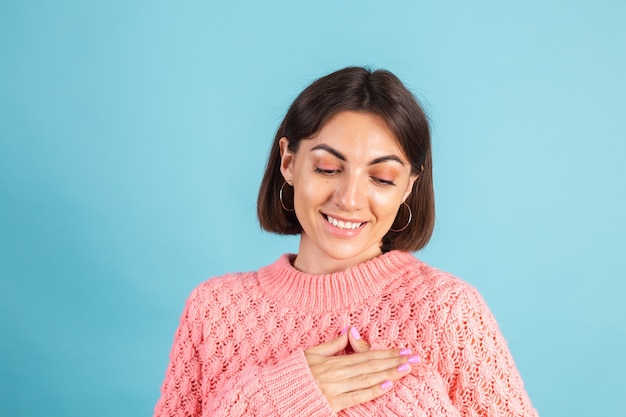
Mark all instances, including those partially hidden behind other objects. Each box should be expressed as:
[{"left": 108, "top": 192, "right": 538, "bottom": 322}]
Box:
[
  {"left": 399, "top": 253, "right": 472, "bottom": 290},
  {"left": 190, "top": 268, "right": 260, "bottom": 302},
  {"left": 184, "top": 255, "right": 289, "bottom": 308},
  {"left": 395, "top": 252, "right": 484, "bottom": 307},
  {"left": 175, "top": 269, "right": 264, "bottom": 330}
]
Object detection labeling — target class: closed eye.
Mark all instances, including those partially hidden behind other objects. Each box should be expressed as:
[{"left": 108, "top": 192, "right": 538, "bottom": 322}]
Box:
[
  {"left": 314, "top": 168, "right": 339, "bottom": 175},
  {"left": 373, "top": 177, "right": 396, "bottom": 187}
]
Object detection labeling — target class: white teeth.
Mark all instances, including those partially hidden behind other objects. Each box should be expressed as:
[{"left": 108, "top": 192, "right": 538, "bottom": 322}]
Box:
[{"left": 326, "top": 215, "right": 362, "bottom": 230}]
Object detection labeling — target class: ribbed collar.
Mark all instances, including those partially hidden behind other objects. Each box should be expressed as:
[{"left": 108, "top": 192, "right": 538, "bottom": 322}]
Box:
[{"left": 257, "top": 250, "right": 418, "bottom": 312}]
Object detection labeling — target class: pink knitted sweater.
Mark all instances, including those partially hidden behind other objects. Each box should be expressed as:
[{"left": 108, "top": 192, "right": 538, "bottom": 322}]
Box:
[{"left": 154, "top": 251, "right": 537, "bottom": 417}]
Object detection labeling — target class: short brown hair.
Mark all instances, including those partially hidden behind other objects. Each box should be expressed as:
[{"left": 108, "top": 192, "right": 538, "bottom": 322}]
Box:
[{"left": 257, "top": 66, "right": 434, "bottom": 252}]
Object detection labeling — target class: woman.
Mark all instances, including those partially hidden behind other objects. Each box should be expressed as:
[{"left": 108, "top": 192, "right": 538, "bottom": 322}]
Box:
[{"left": 154, "top": 67, "right": 537, "bottom": 416}]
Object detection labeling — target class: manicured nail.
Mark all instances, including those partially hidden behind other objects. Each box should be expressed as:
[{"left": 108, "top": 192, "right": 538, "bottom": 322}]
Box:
[
  {"left": 340, "top": 326, "right": 349, "bottom": 335},
  {"left": 397, "top": 363, "right": 410, "bottom": 372},
  {"left": 399, "top": 348, "right": 412, "bottom": 356},
  {"left": 350, "top": 327, "right": 361, "bottom": 340},
  {"left": 381, "top": 380, "right": 393, "bottom": 390},
  {"left": 408, "top": 355, "right": 420, "bottom": 364}
]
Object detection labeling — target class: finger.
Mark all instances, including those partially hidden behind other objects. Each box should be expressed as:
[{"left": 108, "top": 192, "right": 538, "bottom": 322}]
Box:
[
  {"left": 346, "top": 346, "right": 414, "bottom": 364},
  {"left": 337, "top": 354, "right": 412, "bottom": 379},
  {"left": 305, "top": 327, "right": 349, "bottom": 356},
  {"left": 312, "top": 351, "right": 413, "bottom": 388},
  {"left": 329, "top": 374, "right": 403, "bottom": 413},
  {"left": 316, "top": 346, "right": 408, "bottom": 369},
  {"left": 347, "top": 327, "right": 371, "bottom": 353},
  {"left": 342, "top": 359, "right": 413, "bottom": 392},
  {"left": 331, "top": 356, "right": 418, "bottom": 411}
]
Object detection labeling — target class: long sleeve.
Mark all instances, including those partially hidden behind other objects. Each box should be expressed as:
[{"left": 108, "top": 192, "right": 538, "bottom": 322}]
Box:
[
  {"left": 153, "top": 286, "right": 336, "bottom": 417},
  {"left": 338, "top": 282, "right": 537, "bottom": 417},
  {"left": 443, "top": 286, "right": 537, "bottom": 417},
  {"left": 207, "top": 349, "right": 335, "bottom": 417},
  {"left": 336, "top": 275, "right": 537, "bottom": 417},
  {"left": 154, "top": 287, "right": 204, "bottom": 417}
]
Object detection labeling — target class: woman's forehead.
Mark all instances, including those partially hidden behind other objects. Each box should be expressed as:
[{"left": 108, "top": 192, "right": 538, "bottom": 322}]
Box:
[{"left": 301, "top": 112, "right": 407, "bottom": 162}]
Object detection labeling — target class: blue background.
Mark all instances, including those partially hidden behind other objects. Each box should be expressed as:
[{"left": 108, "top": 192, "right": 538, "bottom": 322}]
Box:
[{"left": 1, "top": 1, "right": 625, "bottom": 416}]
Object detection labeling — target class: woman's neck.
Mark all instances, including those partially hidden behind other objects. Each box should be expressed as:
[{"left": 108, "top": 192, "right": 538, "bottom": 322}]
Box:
[{"left": 293, "top": 237, "right": 383, "bottom": 275}]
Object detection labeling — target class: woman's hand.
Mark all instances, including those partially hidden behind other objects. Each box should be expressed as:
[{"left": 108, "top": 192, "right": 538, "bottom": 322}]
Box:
[{"left": 304, "top": 327, "right": 419, "bottom": 413}]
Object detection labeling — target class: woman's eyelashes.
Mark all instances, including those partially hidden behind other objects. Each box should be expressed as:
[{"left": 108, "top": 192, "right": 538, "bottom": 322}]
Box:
[
  {"left": 314, "top": 167, "right": 338, "bottom": 175},
  {"left": 313, "top": 167, "right": 396, "bottom": 187},
  {"left": 373, "top": 177, "right": 396, "bottom": 187}
]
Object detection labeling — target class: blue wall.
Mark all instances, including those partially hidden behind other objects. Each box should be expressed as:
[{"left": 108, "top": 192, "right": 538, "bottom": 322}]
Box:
[{"left": 1, "top": 1, "right": 624, "bottom": 416}]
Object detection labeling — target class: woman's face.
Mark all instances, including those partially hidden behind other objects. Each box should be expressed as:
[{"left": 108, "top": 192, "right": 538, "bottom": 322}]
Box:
[{"left": 280, "top": 111, "right": 417, "bottom": 274}]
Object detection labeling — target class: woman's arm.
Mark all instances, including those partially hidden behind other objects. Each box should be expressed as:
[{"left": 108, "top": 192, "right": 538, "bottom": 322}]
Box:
[
  {"left": 153, "top": 286, "right": 204, "bottom": 417},
  {"left": 153, "top": 286, "right": 421, "bottom": 417},
  {"left": 206, "top": 348, "right": 337, "bottom": 417},
  {"left": 343, "top": 283, "right": 536, "bottom": 417},
  {"left": 443, "top": 285, "right": 538, "bottom": 417},
  {"left": 153, "top": 287, "right": 336, "bottom": 417}
]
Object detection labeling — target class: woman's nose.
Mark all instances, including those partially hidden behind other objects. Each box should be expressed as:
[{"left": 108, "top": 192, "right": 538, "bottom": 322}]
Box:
[{"left": 333, "top": 174, "right": 367, "bottom": 211}]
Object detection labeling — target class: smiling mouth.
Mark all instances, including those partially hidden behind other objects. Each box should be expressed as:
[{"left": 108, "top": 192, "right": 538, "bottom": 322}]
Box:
[{"left": 324, "top": 214, "right": 364, "bottom": 230}]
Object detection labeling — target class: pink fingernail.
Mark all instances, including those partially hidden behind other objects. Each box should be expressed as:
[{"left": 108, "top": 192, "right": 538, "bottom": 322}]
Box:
[
  {"left": 397, "top": 363, "right": 410, "bottom": 372},
  {"left": 381, "top": 380, "right": 393, "bottom": 390},
  {"left": 399, "top": 348, "right": 412, "bottom": 356},
  {"left": 350, "top": 327, "right": 362, "bottom": 340},
  {"left": 340, "top": 326, "right": 349, "bottom": 335},
  {"left": 408, "top": 355, "right": 420, "bottom": 364}
]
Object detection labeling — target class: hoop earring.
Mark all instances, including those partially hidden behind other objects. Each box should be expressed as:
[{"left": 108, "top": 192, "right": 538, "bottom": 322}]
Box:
[
  {"left": 279, "top": 182, "right": 295, "bottom": 212},
  {"left": 389, "top": 201, "right": 412, "bottom": 232}
]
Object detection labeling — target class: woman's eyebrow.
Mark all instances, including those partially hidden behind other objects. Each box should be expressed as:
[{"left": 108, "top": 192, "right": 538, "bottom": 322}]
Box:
[
  {"left": 369, "top": 155, "right": 405, "bottom": 166},
  {"left": 311, "top": 144, "right": 405, "bottom": 166},
  {"left": 311, "top": 144, "right": 346, "bottom": 161}
]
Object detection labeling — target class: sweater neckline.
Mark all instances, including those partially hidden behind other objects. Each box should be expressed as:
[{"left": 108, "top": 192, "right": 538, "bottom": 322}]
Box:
[{"left": 257, "top": 250, "right": 417, "bottom": 311}]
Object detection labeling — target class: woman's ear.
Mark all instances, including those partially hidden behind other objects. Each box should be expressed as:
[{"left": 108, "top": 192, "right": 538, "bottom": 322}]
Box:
[
  {"left": 402, "top": 173, "right": 418, "bottom": 202},
  {"left": 279, "top": 137, "right": 294, "bottom": 184}
]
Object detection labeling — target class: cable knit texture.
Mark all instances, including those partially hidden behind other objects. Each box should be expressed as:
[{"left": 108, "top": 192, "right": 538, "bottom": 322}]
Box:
[{"left": 154, "top": 251, "right": 537, "bottom": 417}]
